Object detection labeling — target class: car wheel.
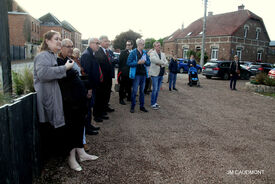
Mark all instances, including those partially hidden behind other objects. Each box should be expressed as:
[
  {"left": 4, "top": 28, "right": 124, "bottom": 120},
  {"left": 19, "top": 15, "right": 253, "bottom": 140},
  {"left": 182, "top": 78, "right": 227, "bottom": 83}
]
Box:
[
  {"left": 206, "top": 75, "right": 212, "bottom": 79},
  {"left": 197, "top": 69, "right": 201, "bottom": 74},
  {"left": 223, "top": 73, "right": 229, "bottom": 80},
  {"left": 180, "top": 68, "right": 184, "bottom": 73}
]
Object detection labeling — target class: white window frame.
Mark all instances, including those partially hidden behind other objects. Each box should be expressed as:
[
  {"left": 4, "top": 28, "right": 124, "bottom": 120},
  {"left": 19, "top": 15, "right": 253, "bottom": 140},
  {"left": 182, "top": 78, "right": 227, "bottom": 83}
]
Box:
[
  {"left": 257, "top": 51, "right": 262, "bottom": 61},
  {"left": 256, "top": 28, "right": 261, "bottom": 40},
  {"left": 183, "top": 48, "right": 188, "bottom": 59},
  {"left": 236, "top": 49, "right": 242, "bottom": 61},
  {"left": 244, "top": 25, "right": 249, "bottom": 38},
  {"left": 211, "top": 48, "right": 218, "bottom": 60}
]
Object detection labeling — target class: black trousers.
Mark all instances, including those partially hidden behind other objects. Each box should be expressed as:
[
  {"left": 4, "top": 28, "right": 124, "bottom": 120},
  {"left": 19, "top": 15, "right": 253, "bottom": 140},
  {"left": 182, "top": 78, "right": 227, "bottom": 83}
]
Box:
[
  {"left": 93, "top": 77, "right": 112, "bottom": 117},
  {"left": 230, "top": 74, "right": 238, "bottom": 89},
  {"left": 119, "top": 75, "right": 132, "bottom": 100},
  {"left": 144, "top": 77, "right": 152, "bottom": 93}
]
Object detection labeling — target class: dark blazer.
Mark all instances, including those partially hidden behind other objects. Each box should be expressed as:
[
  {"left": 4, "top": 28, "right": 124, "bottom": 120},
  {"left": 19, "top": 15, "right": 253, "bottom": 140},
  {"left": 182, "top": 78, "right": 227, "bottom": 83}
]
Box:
[
  {"left": 119, "top": 49, "right": 130, "bottom": 77},
  {"left": 187, "top": 59, "right": 196, "bottom": 68},
  {"left": 80, "top": 47, "right": 101, "bottom": 90},
  {"left": 95, "top": 47, "right": 113, "bottom": 80},
  {"left": 230, "top": 60, "right": 241, "bottom": 75},
  {"left": 169, "top": 58, "right": 178, "bottom": 74},
  {"left": 57, "top": 56, "right": 87, "bottom": 113}
]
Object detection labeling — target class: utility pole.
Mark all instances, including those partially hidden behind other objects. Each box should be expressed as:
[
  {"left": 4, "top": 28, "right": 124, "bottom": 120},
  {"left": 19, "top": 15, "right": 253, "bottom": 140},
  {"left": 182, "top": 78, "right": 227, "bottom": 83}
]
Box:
[
  {"left": 0, "top": 0, "right": 12, "bottom": 94},
  {"left": 200, "top": 0, "right": 208, "bottom": 67}
]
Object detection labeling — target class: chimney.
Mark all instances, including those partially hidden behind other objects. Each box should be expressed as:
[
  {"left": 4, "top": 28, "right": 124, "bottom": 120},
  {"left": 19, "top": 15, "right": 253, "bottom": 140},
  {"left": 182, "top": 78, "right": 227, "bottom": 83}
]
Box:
[
  {"left": 181, "top": 22, "right": 184, "bottom": 30},
  {"left": 208, "top": 12, "right": 213, "bottom": 16},
  {"left": 238, "top": 4, "right": 245, "bottom": 11}
]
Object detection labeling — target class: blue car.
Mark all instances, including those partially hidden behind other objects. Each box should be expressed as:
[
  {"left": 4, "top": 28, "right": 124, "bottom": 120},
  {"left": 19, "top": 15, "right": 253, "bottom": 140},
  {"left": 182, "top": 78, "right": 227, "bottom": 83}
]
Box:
[{"left": 177, "top": 58, "right": 202, "bottom": 74}]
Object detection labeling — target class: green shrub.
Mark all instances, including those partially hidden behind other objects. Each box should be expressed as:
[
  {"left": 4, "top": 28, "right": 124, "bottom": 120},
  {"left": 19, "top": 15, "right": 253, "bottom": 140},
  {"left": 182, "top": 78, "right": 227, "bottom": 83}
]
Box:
[
  {"left": 12, "top": 71, "right": 24, "bottom": 95},
  {"left": 22, "top": 66, "right": 34, "bottom": 93},
  {"left": 264, "top": 77, "right": 275, "bottom": 86},
  {"left": 255, "top": 72, "right": 267, "bottom": 85}
]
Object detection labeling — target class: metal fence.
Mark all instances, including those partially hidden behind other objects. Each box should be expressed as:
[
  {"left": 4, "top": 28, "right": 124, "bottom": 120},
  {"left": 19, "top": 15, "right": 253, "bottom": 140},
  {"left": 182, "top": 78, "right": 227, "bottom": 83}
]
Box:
[
  {"left": 0, "top": 93, "right": 40, "bottom": 184},
  {"left": 10, "top": 45, "right": 25, "bottom": 60}
]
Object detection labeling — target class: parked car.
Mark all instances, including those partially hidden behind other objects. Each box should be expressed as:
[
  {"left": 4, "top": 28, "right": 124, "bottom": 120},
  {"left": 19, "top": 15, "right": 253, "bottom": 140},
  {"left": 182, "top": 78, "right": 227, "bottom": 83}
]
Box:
[
  {"left": 268, "top": 68, "right": 275, "bottom": 79},
  {"left": 177, "top": 58, "right": 202, "bottom": 74},
  {"left": 202, "top": 60, "right": 252, "bottom": 80},
  {"left": 245, "top": 62, "right": 274, "bottom": 75},
  {"left": 113, "top": 52, "right": 120, "bottom": 68}
]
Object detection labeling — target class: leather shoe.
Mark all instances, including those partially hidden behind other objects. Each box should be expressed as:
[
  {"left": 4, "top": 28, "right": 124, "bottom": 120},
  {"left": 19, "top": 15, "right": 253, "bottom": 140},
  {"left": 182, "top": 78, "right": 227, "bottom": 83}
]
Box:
[
  {"left": 85, "top": 123, "right": 100, "bottom": 131},
  {"left": 105, "top": 107, "right": 115, "bottom": 112},
  {"left": 140, "top": 107, "right": 148, "bottom": 112},
  {"left": 119, "top": 99, "right": 126, "bottom": 105},
  {"left": 130, "top": 108, "right": 135, "bottom": 113},
  {"left": 94, "top": 117, "right": 103, "bottom": 122},
  {"left": 100, "top": 115, "right": 109, "bottom": 120},
  {"left": 86, "top": 129, "right": 98, "bottom": 135}
]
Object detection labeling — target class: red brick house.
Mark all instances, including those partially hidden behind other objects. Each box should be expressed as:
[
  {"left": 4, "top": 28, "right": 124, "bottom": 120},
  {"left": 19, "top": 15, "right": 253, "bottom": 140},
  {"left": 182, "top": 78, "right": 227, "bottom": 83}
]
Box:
[
  {"left": 61, "top": 20, "right": 82, "bottom": 50},
  {"left": 163, "top": 5, "right": 271, "bottom": 63},
  {"left": 39, "top": 13, "right": 71, "bottom": 40},
  {"left": 8, "top": 1, "right": 41, "bottom": 59}
]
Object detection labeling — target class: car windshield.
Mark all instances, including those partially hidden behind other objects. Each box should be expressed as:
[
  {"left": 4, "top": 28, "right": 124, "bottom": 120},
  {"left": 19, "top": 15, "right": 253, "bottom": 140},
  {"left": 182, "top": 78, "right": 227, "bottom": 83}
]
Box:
[{"left": 204, "top": 62, "right": 218, "bottom": 67}]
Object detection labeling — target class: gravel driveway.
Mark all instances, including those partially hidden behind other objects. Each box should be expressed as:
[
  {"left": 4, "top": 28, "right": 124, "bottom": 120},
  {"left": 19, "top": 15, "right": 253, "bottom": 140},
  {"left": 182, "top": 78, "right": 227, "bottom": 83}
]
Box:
[{"left": 35, "top": 74, "right": 275, "bottom": 184}]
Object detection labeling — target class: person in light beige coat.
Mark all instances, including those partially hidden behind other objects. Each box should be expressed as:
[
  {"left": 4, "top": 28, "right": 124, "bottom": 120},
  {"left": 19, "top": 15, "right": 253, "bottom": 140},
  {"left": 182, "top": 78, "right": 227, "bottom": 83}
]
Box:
[{"left": 149, "top": 41, "right": 168, "bottom": 109}]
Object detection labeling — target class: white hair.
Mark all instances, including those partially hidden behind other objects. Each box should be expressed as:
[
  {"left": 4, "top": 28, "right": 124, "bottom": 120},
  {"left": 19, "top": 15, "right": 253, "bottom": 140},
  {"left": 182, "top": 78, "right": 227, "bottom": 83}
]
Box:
[
  {"left": 61, "top": 38, "right": 73, "bottom": 47},
  {"left": 99, "top": 35, "right": 109, "bottom": 42},
  {"left": 88, "top": 37, "right": 98, "bottom": 45},
  {"left": 73, "top": 48, "right": 80, "bottom": 55},
  {"left": 136, "top": 38, "right": 144, "bottom": 45}
]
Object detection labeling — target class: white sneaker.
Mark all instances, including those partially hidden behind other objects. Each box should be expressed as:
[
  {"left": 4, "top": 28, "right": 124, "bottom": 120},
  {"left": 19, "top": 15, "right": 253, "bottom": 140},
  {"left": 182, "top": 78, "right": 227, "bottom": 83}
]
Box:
[
  {"left": 155, "top": 103, "right": 160, "bottom": 108},
  {"left": 151, "top": 104, "right": 159, "bottom": 110}
]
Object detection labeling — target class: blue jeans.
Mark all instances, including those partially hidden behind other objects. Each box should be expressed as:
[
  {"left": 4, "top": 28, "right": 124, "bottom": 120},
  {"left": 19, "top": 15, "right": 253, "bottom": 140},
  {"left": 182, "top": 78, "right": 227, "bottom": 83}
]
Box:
[
  {"left": 169, "top": 72, "right": 177, "bottom": 89},
  {"left": 151, "top": 76, "right": 163, "bottom": 105},
  {"left": 131, "top": 75, "right": 146, "bottom": 108}
]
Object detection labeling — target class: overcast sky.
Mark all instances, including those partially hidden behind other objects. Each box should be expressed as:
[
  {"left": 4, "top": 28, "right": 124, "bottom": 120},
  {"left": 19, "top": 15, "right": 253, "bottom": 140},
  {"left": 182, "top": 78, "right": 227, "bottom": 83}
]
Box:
[{"left": 15, "top": 0, "right": 275, "bottom": 41}]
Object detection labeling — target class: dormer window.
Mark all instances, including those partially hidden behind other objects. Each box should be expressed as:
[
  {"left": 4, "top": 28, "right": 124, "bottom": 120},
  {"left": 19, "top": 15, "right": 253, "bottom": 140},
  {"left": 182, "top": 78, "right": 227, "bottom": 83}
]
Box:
[
  {"left": 186, "top": 32, "right": 192, "bottom": 37},
  {"left": 256, "top": 28, "right": 261, "bottom": 40},
  {"left": 244, "top": 25, "right": 249, "bottom": 38}
]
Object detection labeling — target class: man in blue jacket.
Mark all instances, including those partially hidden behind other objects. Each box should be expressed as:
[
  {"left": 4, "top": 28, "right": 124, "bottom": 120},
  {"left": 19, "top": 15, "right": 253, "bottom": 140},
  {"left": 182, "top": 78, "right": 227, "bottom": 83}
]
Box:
[{"left": 127, "top": 38, "right": 150, "bottom": 113}]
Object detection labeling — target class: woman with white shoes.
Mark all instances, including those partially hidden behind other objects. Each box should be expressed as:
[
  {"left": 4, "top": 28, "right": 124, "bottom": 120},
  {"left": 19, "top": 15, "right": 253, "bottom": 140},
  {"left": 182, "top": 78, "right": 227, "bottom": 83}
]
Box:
[{"left": 57, "top": 38, "right": 99, "bottom": 171}]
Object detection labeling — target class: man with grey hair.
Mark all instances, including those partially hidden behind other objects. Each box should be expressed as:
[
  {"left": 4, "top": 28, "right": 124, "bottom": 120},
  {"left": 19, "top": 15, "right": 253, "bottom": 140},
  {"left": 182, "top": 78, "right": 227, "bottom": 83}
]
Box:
[
  {"left": 94, "top": 35, "right": 114, "bottom": 122},
  {"left": 149, "top": 41, "right": 168, "bottom": 109},
  {"left": 127, "top": 38, "right": 151, "bottom": 113},
  {"left": 81, "top": 37, "right": 102, "bottom": 134}
]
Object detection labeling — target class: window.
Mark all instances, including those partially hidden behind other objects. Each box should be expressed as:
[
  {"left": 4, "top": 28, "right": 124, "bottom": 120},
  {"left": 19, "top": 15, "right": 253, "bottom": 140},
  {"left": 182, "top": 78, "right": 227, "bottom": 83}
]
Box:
[
  {"left": 34, "top": 24, "right": 36, "bottom": 32},
  {"left": 236, "top": 48, "right": 242, "bottom": 61},
  {"left": 211, "top": 48, "right": 218, "bottom": 60},
  {"left": 183, "top": 48, "right": 188, "bottom": 59},
  {"left": 257, "top": 51, "right": 262, "bottom": 61},
  {"left": 31, "top": 22, "right": 33, "bottom": 31},
  {"left": 186, "top": 32, "right": 192, "bottom": 37},
  {"left": 256, "top": 28, "right": 261, "bottom": 40},
  {"left": 244, "top": 25, "right": 249, "bottom": 38},
  {"left": 196, "top": 47, "right": 201, "bottom": 52}
]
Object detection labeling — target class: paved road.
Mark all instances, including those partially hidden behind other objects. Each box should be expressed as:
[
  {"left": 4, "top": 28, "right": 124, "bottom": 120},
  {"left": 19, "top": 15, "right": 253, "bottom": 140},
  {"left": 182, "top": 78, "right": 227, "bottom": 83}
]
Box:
[{"left": 35, "top": 74, "right": 275, "bottom": 184}]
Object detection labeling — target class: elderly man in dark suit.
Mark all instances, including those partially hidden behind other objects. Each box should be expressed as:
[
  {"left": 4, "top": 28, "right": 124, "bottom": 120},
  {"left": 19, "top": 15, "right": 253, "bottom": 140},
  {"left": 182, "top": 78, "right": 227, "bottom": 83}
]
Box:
[
  {"left": 94, "top": 35, "right": 115, "bottom": 122},
  {"left": 80, "top": 37, "right": 102, "bottom": 134},
  {"left": 118, "top": 40, "right": 133, "bottom": 105}
]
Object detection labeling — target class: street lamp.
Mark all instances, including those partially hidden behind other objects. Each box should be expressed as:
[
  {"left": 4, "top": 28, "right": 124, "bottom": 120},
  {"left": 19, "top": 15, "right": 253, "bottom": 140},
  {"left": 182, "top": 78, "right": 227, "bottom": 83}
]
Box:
[{"left": 200, "top": 0, "right": 208, "bottom": 67}]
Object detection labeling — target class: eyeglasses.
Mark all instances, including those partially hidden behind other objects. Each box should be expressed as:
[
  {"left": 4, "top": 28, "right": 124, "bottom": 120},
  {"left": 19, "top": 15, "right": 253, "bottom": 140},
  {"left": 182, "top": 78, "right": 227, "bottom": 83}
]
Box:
[{"left": 64, "top": 45, "right": 74, "bottom": 49}]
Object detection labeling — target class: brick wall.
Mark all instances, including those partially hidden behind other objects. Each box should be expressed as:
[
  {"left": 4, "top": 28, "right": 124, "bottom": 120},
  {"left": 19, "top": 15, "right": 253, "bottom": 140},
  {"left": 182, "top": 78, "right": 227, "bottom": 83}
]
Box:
[
  {"left": 40, "top": 26, "right": 63, "bottom": 39},
  {"left": 8, "top": 14, "right": 26, "bottom": 46}
]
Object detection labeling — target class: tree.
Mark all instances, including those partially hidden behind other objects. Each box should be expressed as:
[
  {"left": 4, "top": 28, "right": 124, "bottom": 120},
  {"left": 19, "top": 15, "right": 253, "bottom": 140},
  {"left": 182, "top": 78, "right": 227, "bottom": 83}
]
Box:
[
  {"left": 113, "top": 30, "right": 142, "bottom": 50},
  {"left": 145, "top": 38, "right": 156, "bottom": 49}
]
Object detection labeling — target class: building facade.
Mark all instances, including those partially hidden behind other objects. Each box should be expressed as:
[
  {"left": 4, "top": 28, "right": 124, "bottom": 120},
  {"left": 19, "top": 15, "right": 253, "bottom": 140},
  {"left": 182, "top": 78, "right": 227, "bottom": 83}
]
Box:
[{"left": 164, "top": 6, "right": 272, "bottom": 63}]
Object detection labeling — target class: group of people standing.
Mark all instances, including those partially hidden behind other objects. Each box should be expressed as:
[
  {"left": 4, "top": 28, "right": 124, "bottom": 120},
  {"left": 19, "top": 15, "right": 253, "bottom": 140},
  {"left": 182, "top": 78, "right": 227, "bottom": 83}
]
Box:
[{"left": 34, "top": 30, "right": 183, "bottom": 172}]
